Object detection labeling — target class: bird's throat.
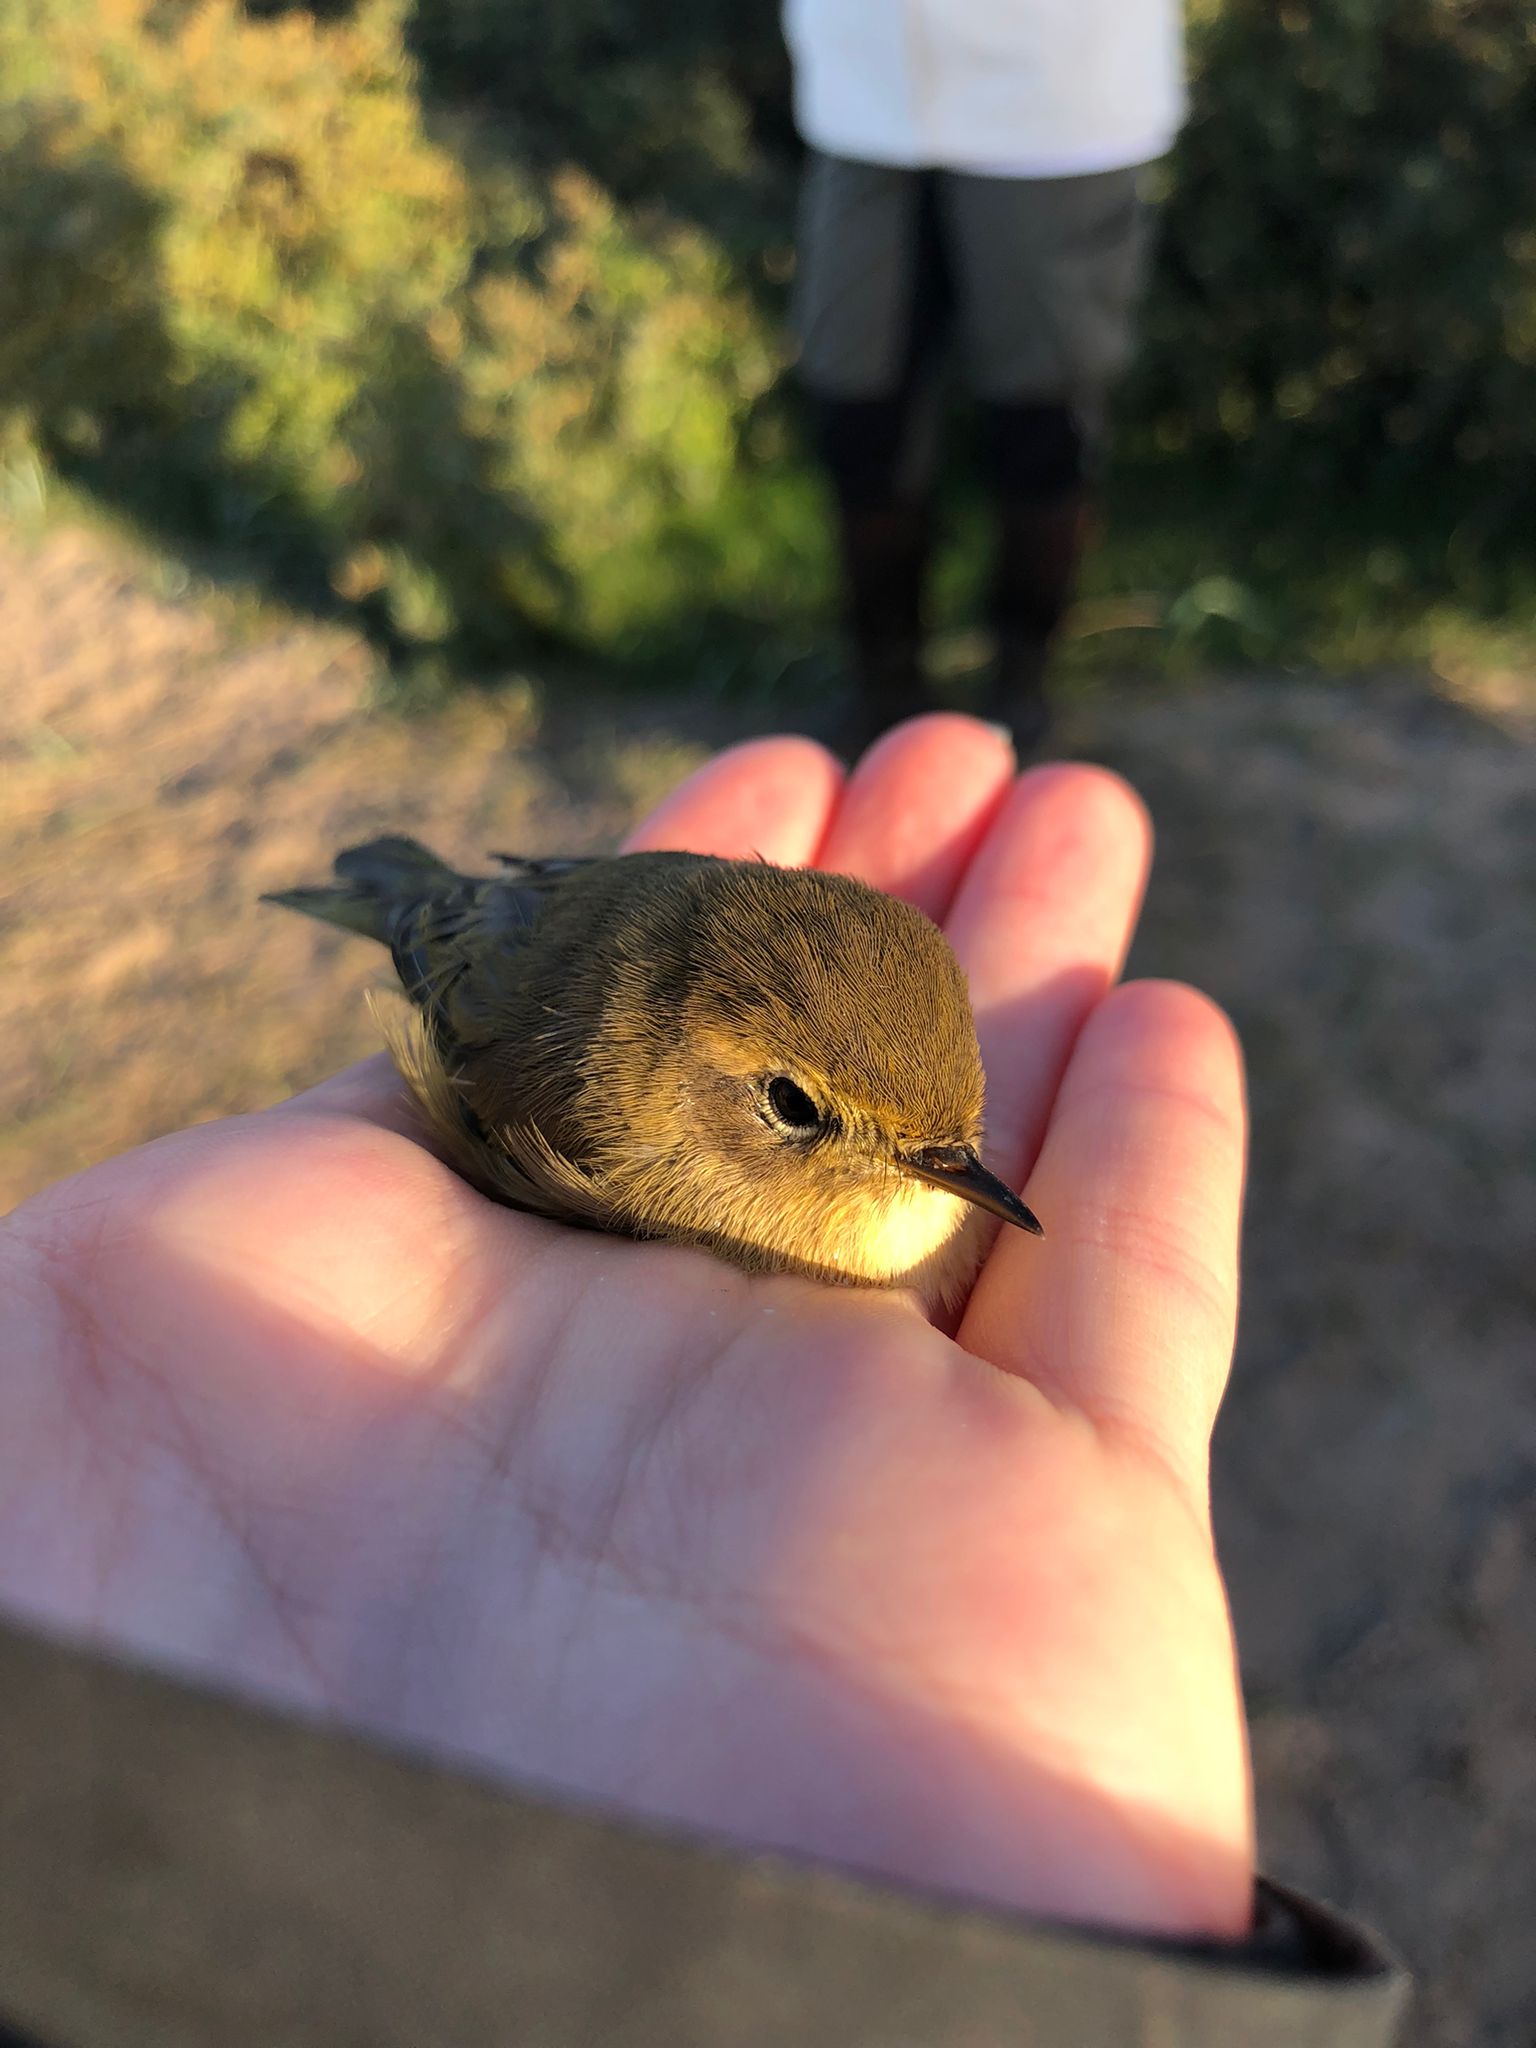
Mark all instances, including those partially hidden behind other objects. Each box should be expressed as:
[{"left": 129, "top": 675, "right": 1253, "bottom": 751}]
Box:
[{"left": 854, "top": 1177, "right": 970, "bottom": 1280}]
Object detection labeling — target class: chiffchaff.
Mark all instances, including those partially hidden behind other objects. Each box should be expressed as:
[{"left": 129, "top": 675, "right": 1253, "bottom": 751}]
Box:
[{"left": 266, "top": 837, "right": 1041, "bottom": 1309}]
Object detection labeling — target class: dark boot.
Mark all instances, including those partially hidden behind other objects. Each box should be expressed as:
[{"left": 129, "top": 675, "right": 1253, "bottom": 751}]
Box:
[
  {"left": 837, "top": 635, "right": 932, "bottom": 758},
  {"left": 833, "top": 493, "right": 937, "bottom": 755},
  {"left": 982, "top": 490, "right": 1090, "bottom": 756},
  {"left": 987, "top": 629, "right": 1052, "bottom": 755}
]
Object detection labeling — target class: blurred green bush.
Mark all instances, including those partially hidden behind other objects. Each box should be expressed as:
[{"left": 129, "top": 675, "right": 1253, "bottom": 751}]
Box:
[
  {"left": 0, "top": 0, "right": 800, "bottom": 658},
  {"left": 1132, "top": 0, "right": 1536, "bottom": 534},
  {"left": 2, "top": 0, "right": 1532, "bottom": 663}
]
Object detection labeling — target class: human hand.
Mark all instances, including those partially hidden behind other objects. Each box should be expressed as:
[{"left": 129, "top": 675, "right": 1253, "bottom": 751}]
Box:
[{"left": 1, "top": 715, "right": 1252, "bottom": 1939}]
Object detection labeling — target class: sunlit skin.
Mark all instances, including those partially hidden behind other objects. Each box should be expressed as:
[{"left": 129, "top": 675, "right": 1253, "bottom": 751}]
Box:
[{"left": 0, "top": 715, "right": 1254, "bottom": 1939}]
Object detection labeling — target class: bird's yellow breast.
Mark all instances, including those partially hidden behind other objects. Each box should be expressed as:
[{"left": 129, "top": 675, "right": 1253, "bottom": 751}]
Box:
[
  {"left": 601, "top": 1143, "right": 983, "bottom": 1309},
  {"left": 854, "top": 1176, "right": 970, "bottom": 1283},
  {"left": 833, "top": 1174, "right": 988, "bottom": 1311}
]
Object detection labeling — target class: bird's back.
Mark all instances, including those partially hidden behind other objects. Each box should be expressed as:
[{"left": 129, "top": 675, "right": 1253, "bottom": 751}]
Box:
[{"left": 267, "top": 839, "right": 737, "bottom": 1164}]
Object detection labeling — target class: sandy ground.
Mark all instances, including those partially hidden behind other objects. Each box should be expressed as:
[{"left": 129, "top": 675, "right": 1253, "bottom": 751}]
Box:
[{"left": 2, "top": 521, "right": 1533, "bottom": 2045}]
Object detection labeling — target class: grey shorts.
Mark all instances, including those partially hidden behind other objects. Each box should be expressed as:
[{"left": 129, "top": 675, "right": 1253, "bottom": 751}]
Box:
[{"left": 792, "top": 151, "right": 1152, "bottom": 443}]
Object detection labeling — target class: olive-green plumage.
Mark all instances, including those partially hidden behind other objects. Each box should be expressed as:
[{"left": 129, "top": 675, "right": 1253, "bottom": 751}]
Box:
[{"left": 264, "top": 836, "right": 1041, "bottom": 1307}]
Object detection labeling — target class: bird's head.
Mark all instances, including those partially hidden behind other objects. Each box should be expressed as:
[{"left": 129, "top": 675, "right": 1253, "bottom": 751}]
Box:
[{"left": 600, "top": 862, "right": 1041, "bottom": 1300}]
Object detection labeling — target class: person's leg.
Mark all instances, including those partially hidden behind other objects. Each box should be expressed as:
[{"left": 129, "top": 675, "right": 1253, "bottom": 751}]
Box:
[
  {"left": 943, "top": 166, "right": 1151, "bottom": 750},
  {"left": 793, "top": 152, "right": 950, "bottom": 747},
  {"left": 813, "top": 410, "right": 936, "bottom": 736},
  {"left": 978, "top": 401, "right": 1091, "bottom": 753}
]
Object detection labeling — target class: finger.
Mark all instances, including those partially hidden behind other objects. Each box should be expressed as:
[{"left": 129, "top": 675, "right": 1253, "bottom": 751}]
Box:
[
  {"left": 816, "top": 714, "right": 1017, "bottom": 920},
  {"left": 280, "top": 1054, "right": 404, "bottom": 1118},
  {"left": 945, "top": 764, "right": 1151, "bottom": 1186},
  {"left": 274, "top": 1055, "right": 428, "bottom": 1141},
  {"left": 963, "top": 980, "right": 1248, "bottom": 1499},
  {"left": 624, "top": 735, "right": 843, "bottom": 865}
]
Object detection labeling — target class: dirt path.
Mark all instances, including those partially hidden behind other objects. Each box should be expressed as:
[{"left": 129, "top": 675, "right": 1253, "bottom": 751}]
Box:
[
  {"left": 2, "top": 520, "right": 1533, "bottom": 2045},
  {"left": 0, "top": 527, "right": 714, "bottom": 1195}
]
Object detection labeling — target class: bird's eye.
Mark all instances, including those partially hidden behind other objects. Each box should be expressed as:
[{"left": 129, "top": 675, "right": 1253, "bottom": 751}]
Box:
[{"left": 765, "top": 1075, "right": 822, "bottom": 1132}]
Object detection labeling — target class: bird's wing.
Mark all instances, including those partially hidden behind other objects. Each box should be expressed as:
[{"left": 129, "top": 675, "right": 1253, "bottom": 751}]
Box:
[
  {"left": 486, "top": 852, "right": 597, "bottom": 885},
  {"left": 391, "top": 854, "right": 601, "bottom": 1032},
  {"left": 386, "top": 870, "right": 548, "bottom": 1037},
  {"left": 372, "top": 994, "right": 610, "bottom": 1228}
]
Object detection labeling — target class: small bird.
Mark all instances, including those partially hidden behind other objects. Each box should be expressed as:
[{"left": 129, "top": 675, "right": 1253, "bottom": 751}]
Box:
[{"left": 264, "top": 837, "right": 1041, "bottom": 1308}]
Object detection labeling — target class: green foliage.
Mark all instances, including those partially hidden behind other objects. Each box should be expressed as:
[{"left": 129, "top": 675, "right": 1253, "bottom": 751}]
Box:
[
  {"left": 2, "top": 0, "right": 1533, "bottom": 669},
  {"left": 1132, "top": 0, "right": 1536, "bottom": 543},
  {"left": 406, "top": 0, "right": 795, "bottom": 255},
  {"left": 0, "top": 0, "right": 794, "bottom": 658}
]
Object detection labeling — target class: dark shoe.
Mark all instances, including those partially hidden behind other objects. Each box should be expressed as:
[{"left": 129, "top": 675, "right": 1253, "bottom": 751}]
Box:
[
  {"left": 981, "top": 488, "right": 1087, "bottom": 756},
  {"left": 988, "top": 490, "right": 1088, "bottom": 631},
  {"left": 824, "top": 485, "right": 935, "bottom": 757},
  {"left": 834, "top": 638, "right": 935, "bottom": 758},
  {"left": 982, "top": 631, "right": 1052, "bottom": 756}
]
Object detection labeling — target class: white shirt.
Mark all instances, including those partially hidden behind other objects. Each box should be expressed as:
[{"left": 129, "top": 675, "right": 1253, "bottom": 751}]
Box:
[{"left": 782, "top": 0, "right": 1185, "bottom": 177}]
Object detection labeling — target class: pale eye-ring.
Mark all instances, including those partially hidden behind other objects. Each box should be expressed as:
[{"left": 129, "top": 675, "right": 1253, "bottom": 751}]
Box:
[{"left": 765, "top": 1074, "right": 822, "bottom": 1132}]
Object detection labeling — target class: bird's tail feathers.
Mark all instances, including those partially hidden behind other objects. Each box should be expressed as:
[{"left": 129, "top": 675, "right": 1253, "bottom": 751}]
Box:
[
  {"left": 263, "top": 835, "right": 461, "bottom": 944},
  {"left": 332, "top": 834, "right": 458, "bottom": 893}
]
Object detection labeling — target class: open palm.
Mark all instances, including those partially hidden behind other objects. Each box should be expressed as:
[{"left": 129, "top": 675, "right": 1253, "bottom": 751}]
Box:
[{"left": 1, "top": 716, "right": 1252, "bottom": 1939}]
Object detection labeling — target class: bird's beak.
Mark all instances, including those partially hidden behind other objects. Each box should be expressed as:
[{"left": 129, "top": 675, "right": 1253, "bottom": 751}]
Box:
[{"left": 898, "top": 1144, "right": 1044, "bottom": 1236}]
